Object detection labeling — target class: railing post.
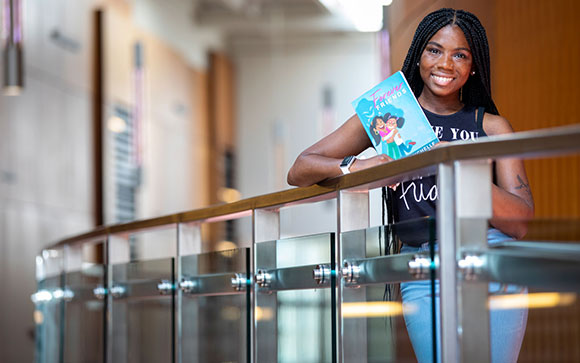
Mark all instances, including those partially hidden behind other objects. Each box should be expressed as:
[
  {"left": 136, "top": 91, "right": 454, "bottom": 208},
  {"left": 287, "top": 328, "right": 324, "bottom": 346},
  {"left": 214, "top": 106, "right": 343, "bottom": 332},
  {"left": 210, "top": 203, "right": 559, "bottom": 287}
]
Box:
[
  {"left": 454, "top": 160, "right": 492, "bottom": 363},
  {"left": 337, "top": 190, "right": 369, "bottom": 362},
  {"left": 176, "top": 221, "right": 202, "bottom": 363},
  {"left": 176, "top": 223, "right": 201, "bottom": 363},
  {"left": 439, "top": 159, "right": 492, "bottom": 363},
  {"left": 253, "top": 208, "right": 280, "bottom": 363},
  {"left": 105, "top": 235, "right": 113, "bottom": 363},
  {"left": 437, "top": 162, "right": 459, "bottom": 363}
]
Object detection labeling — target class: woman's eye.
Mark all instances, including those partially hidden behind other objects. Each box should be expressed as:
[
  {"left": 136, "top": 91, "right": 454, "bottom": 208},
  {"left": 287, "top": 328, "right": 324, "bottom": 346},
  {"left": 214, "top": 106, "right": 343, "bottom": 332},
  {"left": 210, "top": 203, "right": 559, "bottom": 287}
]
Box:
[
  {"left": 454, "top": 53, "right": 468, "bottom": 59},
  {"left": 428, "top": 48, "right": 440, "bottom": 54}
]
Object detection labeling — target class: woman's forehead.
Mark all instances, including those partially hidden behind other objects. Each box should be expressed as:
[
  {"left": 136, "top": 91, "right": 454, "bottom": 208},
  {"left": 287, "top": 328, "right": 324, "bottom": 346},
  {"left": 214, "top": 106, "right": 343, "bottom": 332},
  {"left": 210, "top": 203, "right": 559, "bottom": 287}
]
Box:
[{"left": 428, "top": 24, "right": 470, "bottom": 49}]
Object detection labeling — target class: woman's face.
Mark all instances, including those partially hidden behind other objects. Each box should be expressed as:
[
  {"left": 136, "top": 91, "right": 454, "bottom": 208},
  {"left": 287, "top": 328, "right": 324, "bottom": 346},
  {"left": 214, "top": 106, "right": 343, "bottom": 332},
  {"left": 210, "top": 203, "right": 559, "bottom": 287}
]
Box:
[
  {"left": 386, "top": 118, "right": 397, "bottom": 130},
  {"left": 419, "top": 25, "right": 473, "bottom": 100}
]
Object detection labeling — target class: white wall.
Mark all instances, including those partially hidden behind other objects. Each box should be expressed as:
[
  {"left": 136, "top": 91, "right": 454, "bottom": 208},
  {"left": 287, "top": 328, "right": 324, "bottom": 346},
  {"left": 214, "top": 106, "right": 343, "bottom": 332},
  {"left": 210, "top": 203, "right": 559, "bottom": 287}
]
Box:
[
  {"left": 132, "top": 0, "right": 225, "bottom": 69},
  {"left": 233, "top": 32, "right": 382, "bottom": 238},
  {"left": 0, "top": 1, "right": 218, "bottom": 360},
  {"left": 0, "top": 0, "right": 96, "bottom": 361},
  {"left": 0, "top": 2, "right": 384, "bottom": 360}
]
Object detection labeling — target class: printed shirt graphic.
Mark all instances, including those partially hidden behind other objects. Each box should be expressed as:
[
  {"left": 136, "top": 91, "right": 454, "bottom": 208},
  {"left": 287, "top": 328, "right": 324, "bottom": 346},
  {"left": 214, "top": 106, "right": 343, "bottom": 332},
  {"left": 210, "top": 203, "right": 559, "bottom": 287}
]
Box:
[
  {"left": 394, "top": 106, "right": 483, "bottom": 222},
  {"left": 351, "top": 71, "right": 439, "bottom": 160}
]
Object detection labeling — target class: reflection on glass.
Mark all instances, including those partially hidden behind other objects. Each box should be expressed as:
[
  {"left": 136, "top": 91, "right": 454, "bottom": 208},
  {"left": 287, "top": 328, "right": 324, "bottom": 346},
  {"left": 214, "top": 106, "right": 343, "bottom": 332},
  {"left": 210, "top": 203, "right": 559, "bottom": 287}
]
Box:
[
  {"left": 34, "top": 276, "right": 63, "bottom": 363},
  {"left": 111, "top": 258, "right": 174, "bottom": 363},
  {"left": 463, "top": 217, "right": 580, "bottom": 362},
  {"left": 342, "top": 301, "right": 407, "bottom": 318},
  {"left": 341, "top": 221, "right": 435, "bottom": 363},
  {"left": 109, "top": 227, "right": 177, "bottom": 265},
  {"left": 256, "top": 233, "right": 334, "bottom": 363},
  {"left": 489, "top": 292, "right": 576, "bottom": 310},
  {"left": 278, "top": 289, "right": 332, "bottom": 363},
  {"left": 181, "top": 248, "right": 250, "bottom": 363},
  {"left": 486, "top": 287, "right": 580, "bottom": 362},
  {"left": 64, "top": 264, "right": 105, "bottom": 363}
]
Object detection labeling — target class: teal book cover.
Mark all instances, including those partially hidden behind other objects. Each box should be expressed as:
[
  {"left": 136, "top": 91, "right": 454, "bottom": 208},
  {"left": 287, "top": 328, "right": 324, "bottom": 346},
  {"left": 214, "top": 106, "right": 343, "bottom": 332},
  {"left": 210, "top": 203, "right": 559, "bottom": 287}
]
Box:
[{"left": 351, "top": 71, "right": 439, "bottom": 160}]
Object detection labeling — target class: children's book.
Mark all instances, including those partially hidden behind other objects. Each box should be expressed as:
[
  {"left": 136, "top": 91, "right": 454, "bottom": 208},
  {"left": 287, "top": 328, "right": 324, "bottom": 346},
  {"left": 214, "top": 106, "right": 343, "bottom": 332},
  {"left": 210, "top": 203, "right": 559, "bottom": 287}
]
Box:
[{"left": 351, "top": 71, "right": 438, "bottom": 160}]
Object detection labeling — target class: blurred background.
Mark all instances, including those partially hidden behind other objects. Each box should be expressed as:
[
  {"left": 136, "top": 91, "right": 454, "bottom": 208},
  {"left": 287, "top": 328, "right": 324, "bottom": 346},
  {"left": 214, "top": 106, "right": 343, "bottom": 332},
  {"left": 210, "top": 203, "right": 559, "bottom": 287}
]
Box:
[{"left": 0, "top": 0, "right": 579, "bottom": 361}]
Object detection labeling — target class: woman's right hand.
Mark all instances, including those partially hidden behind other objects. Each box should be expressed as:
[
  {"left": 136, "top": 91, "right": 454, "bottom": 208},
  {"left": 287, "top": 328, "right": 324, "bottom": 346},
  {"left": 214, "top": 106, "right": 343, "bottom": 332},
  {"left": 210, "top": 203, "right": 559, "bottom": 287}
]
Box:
[
  {"left": 351, "top": 154, "right": 401, "bottom": 190},
  {"left": 350, "top": 154, "right": 393, "bottom": 173}
]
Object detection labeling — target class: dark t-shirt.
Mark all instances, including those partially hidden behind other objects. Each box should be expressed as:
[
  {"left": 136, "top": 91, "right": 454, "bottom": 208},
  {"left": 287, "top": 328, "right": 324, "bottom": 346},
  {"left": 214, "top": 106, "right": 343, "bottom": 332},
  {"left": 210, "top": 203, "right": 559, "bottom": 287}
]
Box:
[{"left": 392, "top": 106, "right": 485, "bottom": 243}]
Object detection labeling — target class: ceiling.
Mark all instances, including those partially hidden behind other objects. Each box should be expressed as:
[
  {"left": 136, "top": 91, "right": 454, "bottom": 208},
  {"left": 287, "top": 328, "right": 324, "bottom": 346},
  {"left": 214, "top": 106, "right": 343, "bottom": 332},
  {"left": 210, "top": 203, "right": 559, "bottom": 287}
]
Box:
[{"left": 192, "top": 0, "right": 363, "bottom": 38}]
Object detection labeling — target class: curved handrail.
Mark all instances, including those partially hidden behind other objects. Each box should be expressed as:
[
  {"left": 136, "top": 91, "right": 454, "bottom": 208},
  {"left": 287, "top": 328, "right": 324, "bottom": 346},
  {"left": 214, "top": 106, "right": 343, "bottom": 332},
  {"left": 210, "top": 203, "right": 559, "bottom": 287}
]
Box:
[{"left": 51, "top": 124, "right": 580, "bottom": 248}]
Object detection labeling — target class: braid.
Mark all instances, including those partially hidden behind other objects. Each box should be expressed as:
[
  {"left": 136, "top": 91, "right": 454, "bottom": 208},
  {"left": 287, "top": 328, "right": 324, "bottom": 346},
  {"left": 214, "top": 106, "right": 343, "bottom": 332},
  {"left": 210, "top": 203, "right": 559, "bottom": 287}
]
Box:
[{"left": 401, "top": 8, "right": 499, "bottom": 115}]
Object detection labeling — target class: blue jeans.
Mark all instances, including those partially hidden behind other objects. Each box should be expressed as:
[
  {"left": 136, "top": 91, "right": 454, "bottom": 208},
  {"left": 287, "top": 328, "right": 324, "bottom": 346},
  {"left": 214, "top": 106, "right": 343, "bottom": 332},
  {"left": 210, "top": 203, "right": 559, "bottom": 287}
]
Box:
[{"left": 400, "top": 229, "right": 528, "bottom": 363}]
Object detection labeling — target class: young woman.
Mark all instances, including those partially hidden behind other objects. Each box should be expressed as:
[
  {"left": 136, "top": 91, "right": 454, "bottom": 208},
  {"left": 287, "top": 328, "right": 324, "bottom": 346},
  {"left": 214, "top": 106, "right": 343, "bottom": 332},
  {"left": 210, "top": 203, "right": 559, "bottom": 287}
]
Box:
[{"left": 287, "top": 8, "right": 534, "bottom": 363}]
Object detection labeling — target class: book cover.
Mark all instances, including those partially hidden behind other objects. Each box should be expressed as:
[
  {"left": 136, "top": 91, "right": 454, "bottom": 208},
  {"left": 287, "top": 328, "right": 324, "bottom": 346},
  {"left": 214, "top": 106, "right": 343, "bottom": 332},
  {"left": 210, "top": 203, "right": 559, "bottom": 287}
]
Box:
[{"left": 351, "top": 71, "right": 439, "bottom": 160}]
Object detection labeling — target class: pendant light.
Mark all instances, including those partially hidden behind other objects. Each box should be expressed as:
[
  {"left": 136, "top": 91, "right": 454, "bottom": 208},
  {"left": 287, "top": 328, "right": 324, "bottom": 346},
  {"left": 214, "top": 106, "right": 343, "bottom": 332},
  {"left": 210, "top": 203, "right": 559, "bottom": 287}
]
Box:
[{"left": 3, "top": 0, "right": 23, "bottom": 95}]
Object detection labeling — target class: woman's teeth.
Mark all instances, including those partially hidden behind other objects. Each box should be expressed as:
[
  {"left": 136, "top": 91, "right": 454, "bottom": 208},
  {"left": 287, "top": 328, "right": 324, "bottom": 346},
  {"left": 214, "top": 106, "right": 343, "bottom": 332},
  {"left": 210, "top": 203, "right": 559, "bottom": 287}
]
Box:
[{"left": 431, "top": 75, "right": 453, "bottom": 85}]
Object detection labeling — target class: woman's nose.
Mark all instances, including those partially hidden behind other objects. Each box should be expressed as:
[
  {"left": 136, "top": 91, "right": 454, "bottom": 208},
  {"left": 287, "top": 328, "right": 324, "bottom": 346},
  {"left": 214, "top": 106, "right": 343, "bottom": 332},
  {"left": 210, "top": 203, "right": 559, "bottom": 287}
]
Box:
[{"left": 438, "top": 53, "right": 453, "bottom": 70}]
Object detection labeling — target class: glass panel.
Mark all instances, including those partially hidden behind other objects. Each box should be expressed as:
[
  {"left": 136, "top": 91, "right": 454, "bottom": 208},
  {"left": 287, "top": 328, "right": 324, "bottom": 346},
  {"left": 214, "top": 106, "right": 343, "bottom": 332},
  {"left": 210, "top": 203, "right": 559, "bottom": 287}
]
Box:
[
  {"left": 61, "top": 240, "right": 106, "bottom": 363},
  {"left": 279, "top": 200, "right": 336, "bottom": 239},
  {"left": 34, "top": 248, "right": 65, "bottom": 363},
  {"left": 507, "top": 289, "right": 580, "bottom": 362},
  {"left": 180, "top": 248, "right": 250, "bottom": 363},
  {"left": 341, "top": 218, "right": 436, "bottom": 363},
  {"left": 109, "top": 226, "right": 177, "bottom": 265},
  {"left": 63, "top": 264, "right": 105, "bottom": 363},
  {"left": 111, "top": 257, "right": 174, "bottom": 363},
  {"left": 459, "top": 217, "right": 580, "bottom": 363},
  {"left": 255, "top": 233, "right": 335, "bottom": 363},
  {"left": 34, "top": 275, "right": 64, "bottom": 363}
]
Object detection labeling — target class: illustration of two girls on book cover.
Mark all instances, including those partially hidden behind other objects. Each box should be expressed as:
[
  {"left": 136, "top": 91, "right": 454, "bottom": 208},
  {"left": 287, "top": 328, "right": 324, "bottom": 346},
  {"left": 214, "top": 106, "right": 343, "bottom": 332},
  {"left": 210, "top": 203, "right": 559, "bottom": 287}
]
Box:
[{"left": 355, "top": 97, "right": 417, "bottom": 160}]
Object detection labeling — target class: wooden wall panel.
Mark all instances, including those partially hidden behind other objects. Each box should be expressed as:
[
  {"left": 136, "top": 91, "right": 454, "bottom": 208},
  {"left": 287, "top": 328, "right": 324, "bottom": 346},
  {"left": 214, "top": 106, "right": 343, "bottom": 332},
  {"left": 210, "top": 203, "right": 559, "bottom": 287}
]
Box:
[
  {"left": 207, "top": 52, "right": 237, "bottom": 246},
  {"left": 494, "top": 4, "right": 580, "bottom": 362},
  {"left": 192, "top": 69, "right": 210, "bottom": 209},
  {"left": 102, "top": 2, "right": 210, "bottom": 220},
  {"left": 213, "top": 53, "right": 236, "bottom": 151},
  {"left": 494, "top": 0, "right": 580, "bottom": 218}
]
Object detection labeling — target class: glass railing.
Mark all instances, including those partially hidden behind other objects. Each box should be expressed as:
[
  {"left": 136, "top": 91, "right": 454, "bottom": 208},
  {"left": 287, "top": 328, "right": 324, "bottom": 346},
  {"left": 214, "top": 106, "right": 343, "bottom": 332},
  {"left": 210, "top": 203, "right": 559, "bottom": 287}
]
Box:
[
  {"left": 341, "top": 219, "right": 436, "bottom": 363},
  {"left": 33, "top": 125, "right": 580, "bottom": 363},
  {"left": 458, "top": 217, "right": 580, "bottom": 363},
  {"left": 180, "top": 248, "right": 250, "bottom": 363}
]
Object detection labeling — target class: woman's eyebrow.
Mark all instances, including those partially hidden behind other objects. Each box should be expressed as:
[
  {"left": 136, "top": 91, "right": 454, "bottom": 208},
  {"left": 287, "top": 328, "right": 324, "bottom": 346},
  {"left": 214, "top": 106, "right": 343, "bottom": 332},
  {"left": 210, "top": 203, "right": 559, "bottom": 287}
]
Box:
[
  {"left": 426, "top": 41, "right": 471, "bottom": 53},
  {"left": 426, "top": 41, "right": 443, "bottom": 48}
]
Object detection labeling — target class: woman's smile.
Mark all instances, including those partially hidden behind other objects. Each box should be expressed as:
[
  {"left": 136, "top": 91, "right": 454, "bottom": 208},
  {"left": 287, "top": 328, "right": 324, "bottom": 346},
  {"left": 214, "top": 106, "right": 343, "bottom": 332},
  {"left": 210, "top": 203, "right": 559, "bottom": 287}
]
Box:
[{"left": 430, "top": 74, "right": 455, "bottom": 86}]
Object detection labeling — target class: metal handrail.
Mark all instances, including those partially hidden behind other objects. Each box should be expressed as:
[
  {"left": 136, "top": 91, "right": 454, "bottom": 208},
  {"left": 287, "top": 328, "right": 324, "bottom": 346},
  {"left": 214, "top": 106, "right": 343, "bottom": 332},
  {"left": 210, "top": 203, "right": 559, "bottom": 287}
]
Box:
[{"left": 49, "top": 124, "right": 580, "bottom": 249}]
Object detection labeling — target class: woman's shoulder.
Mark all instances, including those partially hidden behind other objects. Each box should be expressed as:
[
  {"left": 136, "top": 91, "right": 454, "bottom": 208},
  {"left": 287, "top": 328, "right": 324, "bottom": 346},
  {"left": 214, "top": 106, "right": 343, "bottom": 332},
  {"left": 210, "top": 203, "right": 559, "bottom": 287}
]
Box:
[{"left": 482, "top": 112, "right": 515, "bottom": 136}]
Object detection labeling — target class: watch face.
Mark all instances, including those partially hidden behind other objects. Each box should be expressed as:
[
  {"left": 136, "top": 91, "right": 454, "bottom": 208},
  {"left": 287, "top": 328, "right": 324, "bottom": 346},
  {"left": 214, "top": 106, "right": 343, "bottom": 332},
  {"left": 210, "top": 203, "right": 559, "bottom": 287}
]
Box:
[{"left": 341, "top": 155, "right": 354, "bottom": 167}]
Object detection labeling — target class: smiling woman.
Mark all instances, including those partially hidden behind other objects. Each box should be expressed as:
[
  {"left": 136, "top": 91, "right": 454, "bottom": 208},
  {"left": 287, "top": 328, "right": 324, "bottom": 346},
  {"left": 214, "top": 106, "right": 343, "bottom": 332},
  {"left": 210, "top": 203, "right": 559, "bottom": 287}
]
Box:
[
  {"left": 418, "top": 25, "right": 473, "bottom": 112},
  {"left": 287, "top": 7, "right": 533, "bottom": 363}
]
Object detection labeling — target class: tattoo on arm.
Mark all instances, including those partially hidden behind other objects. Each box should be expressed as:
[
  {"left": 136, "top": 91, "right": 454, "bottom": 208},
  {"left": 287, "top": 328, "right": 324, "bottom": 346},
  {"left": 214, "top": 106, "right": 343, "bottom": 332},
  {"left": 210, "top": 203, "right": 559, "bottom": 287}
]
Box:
[{"left": 515, "top": 175, "right": 532, "bottom": 198}]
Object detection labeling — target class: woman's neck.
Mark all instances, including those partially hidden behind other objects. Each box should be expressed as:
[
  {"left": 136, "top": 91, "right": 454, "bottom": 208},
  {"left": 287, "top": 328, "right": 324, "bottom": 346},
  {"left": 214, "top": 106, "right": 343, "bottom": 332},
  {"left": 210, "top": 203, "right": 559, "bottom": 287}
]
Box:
[{"left": 418, "top": 89, "right": 464, "bottom": 115}]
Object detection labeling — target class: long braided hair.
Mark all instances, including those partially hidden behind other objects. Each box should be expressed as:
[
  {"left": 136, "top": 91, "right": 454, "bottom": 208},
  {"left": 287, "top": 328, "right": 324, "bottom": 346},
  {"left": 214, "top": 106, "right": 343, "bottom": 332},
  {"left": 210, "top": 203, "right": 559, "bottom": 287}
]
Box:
[
  {"left": 401, "top": 8, "right": 499, "bottom": 115},
  {"left": 382, "top": 9, "right": 498, "bottom": 305}
]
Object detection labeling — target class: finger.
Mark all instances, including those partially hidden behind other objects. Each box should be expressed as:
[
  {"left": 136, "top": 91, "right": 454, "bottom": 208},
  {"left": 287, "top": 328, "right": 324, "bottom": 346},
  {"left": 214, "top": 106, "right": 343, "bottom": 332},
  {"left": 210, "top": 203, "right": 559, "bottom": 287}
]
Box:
[{"left": 432, "top": 141, "right": 448, "bottom": 149}]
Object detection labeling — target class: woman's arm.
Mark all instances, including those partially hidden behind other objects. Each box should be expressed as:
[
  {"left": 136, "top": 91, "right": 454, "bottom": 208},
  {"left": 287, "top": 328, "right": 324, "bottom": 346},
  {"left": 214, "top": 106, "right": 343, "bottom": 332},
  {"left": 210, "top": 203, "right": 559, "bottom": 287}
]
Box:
[
  {"left": 287, "top": 114, "right": 392, "bottom": 187},
  {"left": 484, "top": 114, "right": 535, "bottom": 239}
]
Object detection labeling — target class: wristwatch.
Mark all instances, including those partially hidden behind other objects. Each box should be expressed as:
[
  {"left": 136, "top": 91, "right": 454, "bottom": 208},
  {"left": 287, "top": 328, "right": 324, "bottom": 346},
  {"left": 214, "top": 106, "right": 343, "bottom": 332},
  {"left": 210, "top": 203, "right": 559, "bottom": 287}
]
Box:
[{"left": 339, "top": 155, "right": 357, "bottom": 174}]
